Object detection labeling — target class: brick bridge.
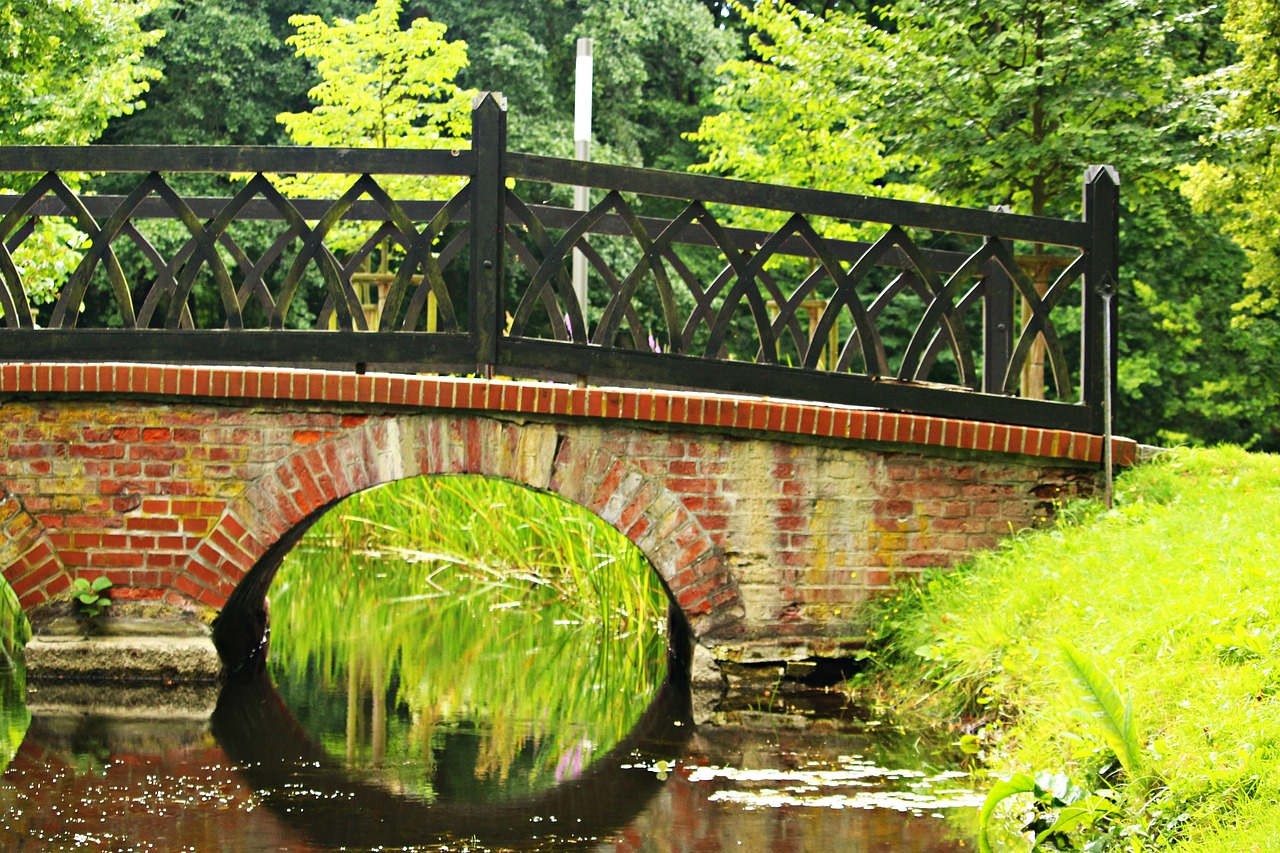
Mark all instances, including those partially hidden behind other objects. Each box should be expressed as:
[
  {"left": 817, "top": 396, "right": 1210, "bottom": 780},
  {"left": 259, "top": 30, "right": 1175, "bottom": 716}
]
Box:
[{"left": 0, "top": 361, "right": 1137, "bottom": 679}]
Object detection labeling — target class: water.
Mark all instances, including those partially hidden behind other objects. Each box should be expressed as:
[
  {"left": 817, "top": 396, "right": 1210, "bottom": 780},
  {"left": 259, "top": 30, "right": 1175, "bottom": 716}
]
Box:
[{"left": 1, "top": 666, "right": 979, "bottom": 851}]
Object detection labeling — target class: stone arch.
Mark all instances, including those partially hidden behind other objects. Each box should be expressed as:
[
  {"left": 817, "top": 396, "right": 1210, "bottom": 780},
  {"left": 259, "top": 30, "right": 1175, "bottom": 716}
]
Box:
[{"left": 205, "top": 412, "right": 744, "bottom": 672}]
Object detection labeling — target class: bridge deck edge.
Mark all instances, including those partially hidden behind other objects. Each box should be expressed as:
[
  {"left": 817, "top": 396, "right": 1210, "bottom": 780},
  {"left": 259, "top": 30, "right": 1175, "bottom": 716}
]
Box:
[{"left": 0, "top": 362, "right": 1137, "bottom": 467}]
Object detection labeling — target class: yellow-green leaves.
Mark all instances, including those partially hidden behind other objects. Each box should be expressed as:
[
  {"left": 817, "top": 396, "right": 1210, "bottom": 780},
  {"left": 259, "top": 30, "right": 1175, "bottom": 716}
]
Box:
[
  {"left": 0, "top": 0, "right": 163, "bottom": 147},
  {"left": 271, "top": 0, "right": 475, "bottom": 251},
  {"left": 1058, "top": 640, "right": 1144, "bottom": 779},
  {"left": 277, "top": 0, "right": 472, "bottom": 151}
]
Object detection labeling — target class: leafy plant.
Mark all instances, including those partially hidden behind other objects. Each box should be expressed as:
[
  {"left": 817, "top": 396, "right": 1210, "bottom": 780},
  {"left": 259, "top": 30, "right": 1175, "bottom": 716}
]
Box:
[
  {"left": 71, "top": 576, "right": 113, "bottom": 621},
  {"left": 1057, "top": 641, "right": 1144, "bottom": 779},
  {"left": 978, "top": 770, "right": 1118, "bottom": 853}
]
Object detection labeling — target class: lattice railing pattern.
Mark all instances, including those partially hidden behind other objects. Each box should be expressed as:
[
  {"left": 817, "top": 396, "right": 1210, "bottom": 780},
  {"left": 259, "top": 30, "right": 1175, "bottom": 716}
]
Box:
[{"left": 0, "top": 95, "right": 1118, "bottom": 433}]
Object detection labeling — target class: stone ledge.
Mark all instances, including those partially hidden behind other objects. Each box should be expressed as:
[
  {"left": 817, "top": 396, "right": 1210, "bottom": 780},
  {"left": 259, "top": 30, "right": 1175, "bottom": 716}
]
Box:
[
  {"left": 25, "top": 681, "right": 219, "bottom": 719},
  {"left": 24, "top": 634, "right": 220, "bottom": 684}
]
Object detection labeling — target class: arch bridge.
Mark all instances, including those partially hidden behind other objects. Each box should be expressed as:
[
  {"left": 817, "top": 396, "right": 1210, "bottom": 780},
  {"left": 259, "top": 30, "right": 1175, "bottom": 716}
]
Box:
[{"left": 0, "top": 95, "right": 1132, "bottom": 681}]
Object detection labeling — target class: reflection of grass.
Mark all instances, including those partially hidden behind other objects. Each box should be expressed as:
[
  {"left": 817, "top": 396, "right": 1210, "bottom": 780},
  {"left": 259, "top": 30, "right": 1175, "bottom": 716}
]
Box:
[
  {"left": 268, "top": 475, "right": 670, "bottom": 798},
  {"left": 0, "top": 580, "right": 29, "bottom": 670},
  {"left": 0, "top": 663, "right": 31, "bottom": 773},
  {"left": 0, "top": 577, "right": 31, "bottom": 774}
]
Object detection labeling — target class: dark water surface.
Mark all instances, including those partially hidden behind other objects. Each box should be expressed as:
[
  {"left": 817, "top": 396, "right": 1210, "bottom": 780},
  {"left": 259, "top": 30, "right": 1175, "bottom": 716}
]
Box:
[{"left": 1, "top": 668, "right": 978, "bottom": 852}]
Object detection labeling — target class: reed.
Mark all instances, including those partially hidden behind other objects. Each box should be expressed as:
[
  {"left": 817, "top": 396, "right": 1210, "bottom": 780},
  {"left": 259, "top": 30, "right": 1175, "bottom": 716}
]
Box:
[{"left": 0, "top": 582, "right": 29, "bottom": 671}]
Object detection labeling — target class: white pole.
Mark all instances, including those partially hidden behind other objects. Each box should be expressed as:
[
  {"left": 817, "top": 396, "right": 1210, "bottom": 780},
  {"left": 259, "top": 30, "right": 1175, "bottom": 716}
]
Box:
[{"left": 572, "top": 37, "right": 593, "bottom": 331}]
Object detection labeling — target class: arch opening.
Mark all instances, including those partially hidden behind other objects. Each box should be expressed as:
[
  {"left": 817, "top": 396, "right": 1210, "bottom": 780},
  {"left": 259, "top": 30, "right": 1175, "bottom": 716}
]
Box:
[{"left": 219, "top": 473, "right": 682, "bottom": 802}]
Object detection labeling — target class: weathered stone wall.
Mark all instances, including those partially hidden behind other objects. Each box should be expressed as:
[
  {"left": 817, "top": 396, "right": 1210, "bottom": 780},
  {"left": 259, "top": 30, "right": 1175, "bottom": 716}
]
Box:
[{"left": 0, "top": 364, "right": 1135, "bottom": 669}]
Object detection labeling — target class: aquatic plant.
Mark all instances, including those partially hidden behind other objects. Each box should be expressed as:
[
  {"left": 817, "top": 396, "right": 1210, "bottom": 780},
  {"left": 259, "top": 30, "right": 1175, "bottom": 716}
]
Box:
[{"left": 0, "top": 580, "right": 29, "bottom": 669}]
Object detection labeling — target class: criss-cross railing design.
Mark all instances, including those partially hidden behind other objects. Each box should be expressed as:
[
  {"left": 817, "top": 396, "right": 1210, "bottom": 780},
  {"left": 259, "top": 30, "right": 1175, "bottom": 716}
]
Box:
[{"left": 0, "top": 94, "right": 1117, "bottom": 433}]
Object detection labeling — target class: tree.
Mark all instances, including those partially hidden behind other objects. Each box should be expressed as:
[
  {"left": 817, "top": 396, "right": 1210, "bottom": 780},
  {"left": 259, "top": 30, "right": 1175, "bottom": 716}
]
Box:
[
  {"left": 278, "top": 0, "right": 472, "bottom": 153},
  {"left": 0, "top": 0, "right": 162, "bottom": 147},
  {"left": 687, "top": 0, "right": 1278, "bottom": 445},
  {"left": 878, "top": 0, "right": 1188, "bottom": 217},
  {"left": 272, "top": 0, "right": 475, "bottom": 241},
  {"left": 1181, "top": 0, "right": 1280, "bottom": 320},
  {"left": 1116, "top": 187, "right": 1280, "bottom": 449},
  {"left": 685, "top": 0, "right": 919, "bottom": 198},
  {"left": 100, "top": 0, "right": 364, "bottom": 148},
  {"left": 690, "top": 0, "right": 1199, "bottom": 216},
  {"left": 414, "top": 0, "right": 734, "bottom": 169},
  {"left": 0, "top": 0, "right": 163, "bottom": 307}
]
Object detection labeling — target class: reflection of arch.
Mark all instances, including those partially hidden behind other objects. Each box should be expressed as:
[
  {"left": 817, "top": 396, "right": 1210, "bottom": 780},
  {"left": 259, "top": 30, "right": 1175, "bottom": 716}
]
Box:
[
  {"left": 210, "top": 414, "right": 744, "bottom": 674},
  {"left": 210, "top": 649, "right": 695, "bottom": 849}
]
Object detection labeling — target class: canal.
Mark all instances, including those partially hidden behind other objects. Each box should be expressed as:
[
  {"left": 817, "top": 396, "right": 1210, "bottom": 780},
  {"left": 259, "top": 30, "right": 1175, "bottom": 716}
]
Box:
[{"left": 2, "top": 477, "right": 980, "bottom": 850}]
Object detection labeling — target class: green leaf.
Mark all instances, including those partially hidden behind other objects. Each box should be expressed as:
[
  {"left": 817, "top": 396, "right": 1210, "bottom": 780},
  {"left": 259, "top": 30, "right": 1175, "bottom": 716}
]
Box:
[
  {"left": 978, "top": 772, "right": 1037, "bottom": 853},
  {"left": 77, "top": 594, "right": 97, "bottom": 605},
  {"left": 1034, "top": 795, "right": 1119, "bottom": 844},
  {"left": 1058, "top": 640, "right": 1143, "bottom": 777},
  {"left": 90, "top": 576, "right": 112, "bottom": 592}
]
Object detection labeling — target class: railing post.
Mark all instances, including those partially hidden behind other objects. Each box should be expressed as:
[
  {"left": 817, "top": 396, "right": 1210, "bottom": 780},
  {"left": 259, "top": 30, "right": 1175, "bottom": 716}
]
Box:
[
  {"left": 1082, "top": 165, "right": 1119, "bottom": 436},
  {"left": 982, "top": 256, "right": 1015, "bottom": 395},
  {"left": 469, "top": 92, "right": 508, "bottom": 375}
]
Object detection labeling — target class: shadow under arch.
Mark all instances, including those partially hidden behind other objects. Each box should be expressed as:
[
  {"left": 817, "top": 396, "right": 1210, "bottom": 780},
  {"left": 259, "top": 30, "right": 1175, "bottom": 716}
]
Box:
[{"left": 211, "top": 643, "right": 696, "bottom": 850}]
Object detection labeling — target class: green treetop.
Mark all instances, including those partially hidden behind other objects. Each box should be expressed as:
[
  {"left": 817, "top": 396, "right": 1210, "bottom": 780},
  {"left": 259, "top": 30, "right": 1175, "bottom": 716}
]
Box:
[
  {"left": 0, "top": 0, "right": 163, "bottom": 307},
  {"left": 272, "top": 0, "right": 476, "bottom": 227},
  {"left": 1181, "top": 0, "right": 1280, "bottom": 320},
  {"left": 277, "top": 0, "right": 473, "bottom": 152},
  {"left": 0, "top": 0, "right": 162, "bottom": 147}
]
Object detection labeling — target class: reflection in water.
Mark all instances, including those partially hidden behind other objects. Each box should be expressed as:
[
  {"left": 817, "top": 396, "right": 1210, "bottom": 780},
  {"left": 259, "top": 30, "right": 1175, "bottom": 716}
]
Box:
[
  {"left": 0, "top": 671, "right": 977, "bottom": 851},
  {"left": 1, "top": 667, "right": 976, "bottom": 851},
  {"left": 212, "top": 664, "right": 696, "bottom": 850},
  {"left": 0, "top": 476, "right": 981, "bottom": 849}
]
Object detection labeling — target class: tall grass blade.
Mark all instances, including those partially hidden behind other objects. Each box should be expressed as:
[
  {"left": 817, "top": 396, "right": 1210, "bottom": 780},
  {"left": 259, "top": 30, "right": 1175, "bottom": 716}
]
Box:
[{"left": 1057, "top": 640, "right": 1142, "bottom": 776}]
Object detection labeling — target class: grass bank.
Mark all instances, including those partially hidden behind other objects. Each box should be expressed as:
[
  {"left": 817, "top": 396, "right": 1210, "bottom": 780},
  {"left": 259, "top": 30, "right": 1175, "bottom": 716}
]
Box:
[{"left": 861, "top": 445, "right": 1280, "bottom": 851}]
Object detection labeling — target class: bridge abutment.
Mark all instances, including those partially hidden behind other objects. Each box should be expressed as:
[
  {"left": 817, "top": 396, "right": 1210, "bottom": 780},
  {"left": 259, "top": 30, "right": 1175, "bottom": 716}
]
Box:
[{"left": 1, "top": 364, "right": 1136, "bottom": 685}]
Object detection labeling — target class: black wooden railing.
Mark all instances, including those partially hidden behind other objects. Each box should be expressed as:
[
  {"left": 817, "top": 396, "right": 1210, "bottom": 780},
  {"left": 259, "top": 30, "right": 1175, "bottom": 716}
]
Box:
[{"left": 0, "top": 94, "right": 1118, "bottom": 434}]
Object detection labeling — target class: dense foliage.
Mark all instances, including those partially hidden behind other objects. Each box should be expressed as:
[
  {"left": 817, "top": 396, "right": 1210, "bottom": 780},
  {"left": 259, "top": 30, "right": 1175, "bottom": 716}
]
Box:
[
  {"left": 688, "top": 0, "right": 1280, "bottom": 449},
  {"left": 0, "top": 0, "right": 161, "bottom": 147}
]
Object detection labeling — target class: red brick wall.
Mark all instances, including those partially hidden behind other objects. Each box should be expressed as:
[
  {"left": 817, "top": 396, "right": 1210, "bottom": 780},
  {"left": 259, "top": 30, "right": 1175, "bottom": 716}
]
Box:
[{"left": 0, "top": 364, "right": 1133, "bottom": 653}]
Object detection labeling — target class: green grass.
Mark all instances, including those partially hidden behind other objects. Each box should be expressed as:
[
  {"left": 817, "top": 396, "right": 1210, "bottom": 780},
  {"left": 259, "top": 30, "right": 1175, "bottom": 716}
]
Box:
[
  {"left": 862, "top": 445, "right": 1280, "bottom": 851},
  {"left": 0, "top": 580, "right": 29, "bottom": 671}
]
